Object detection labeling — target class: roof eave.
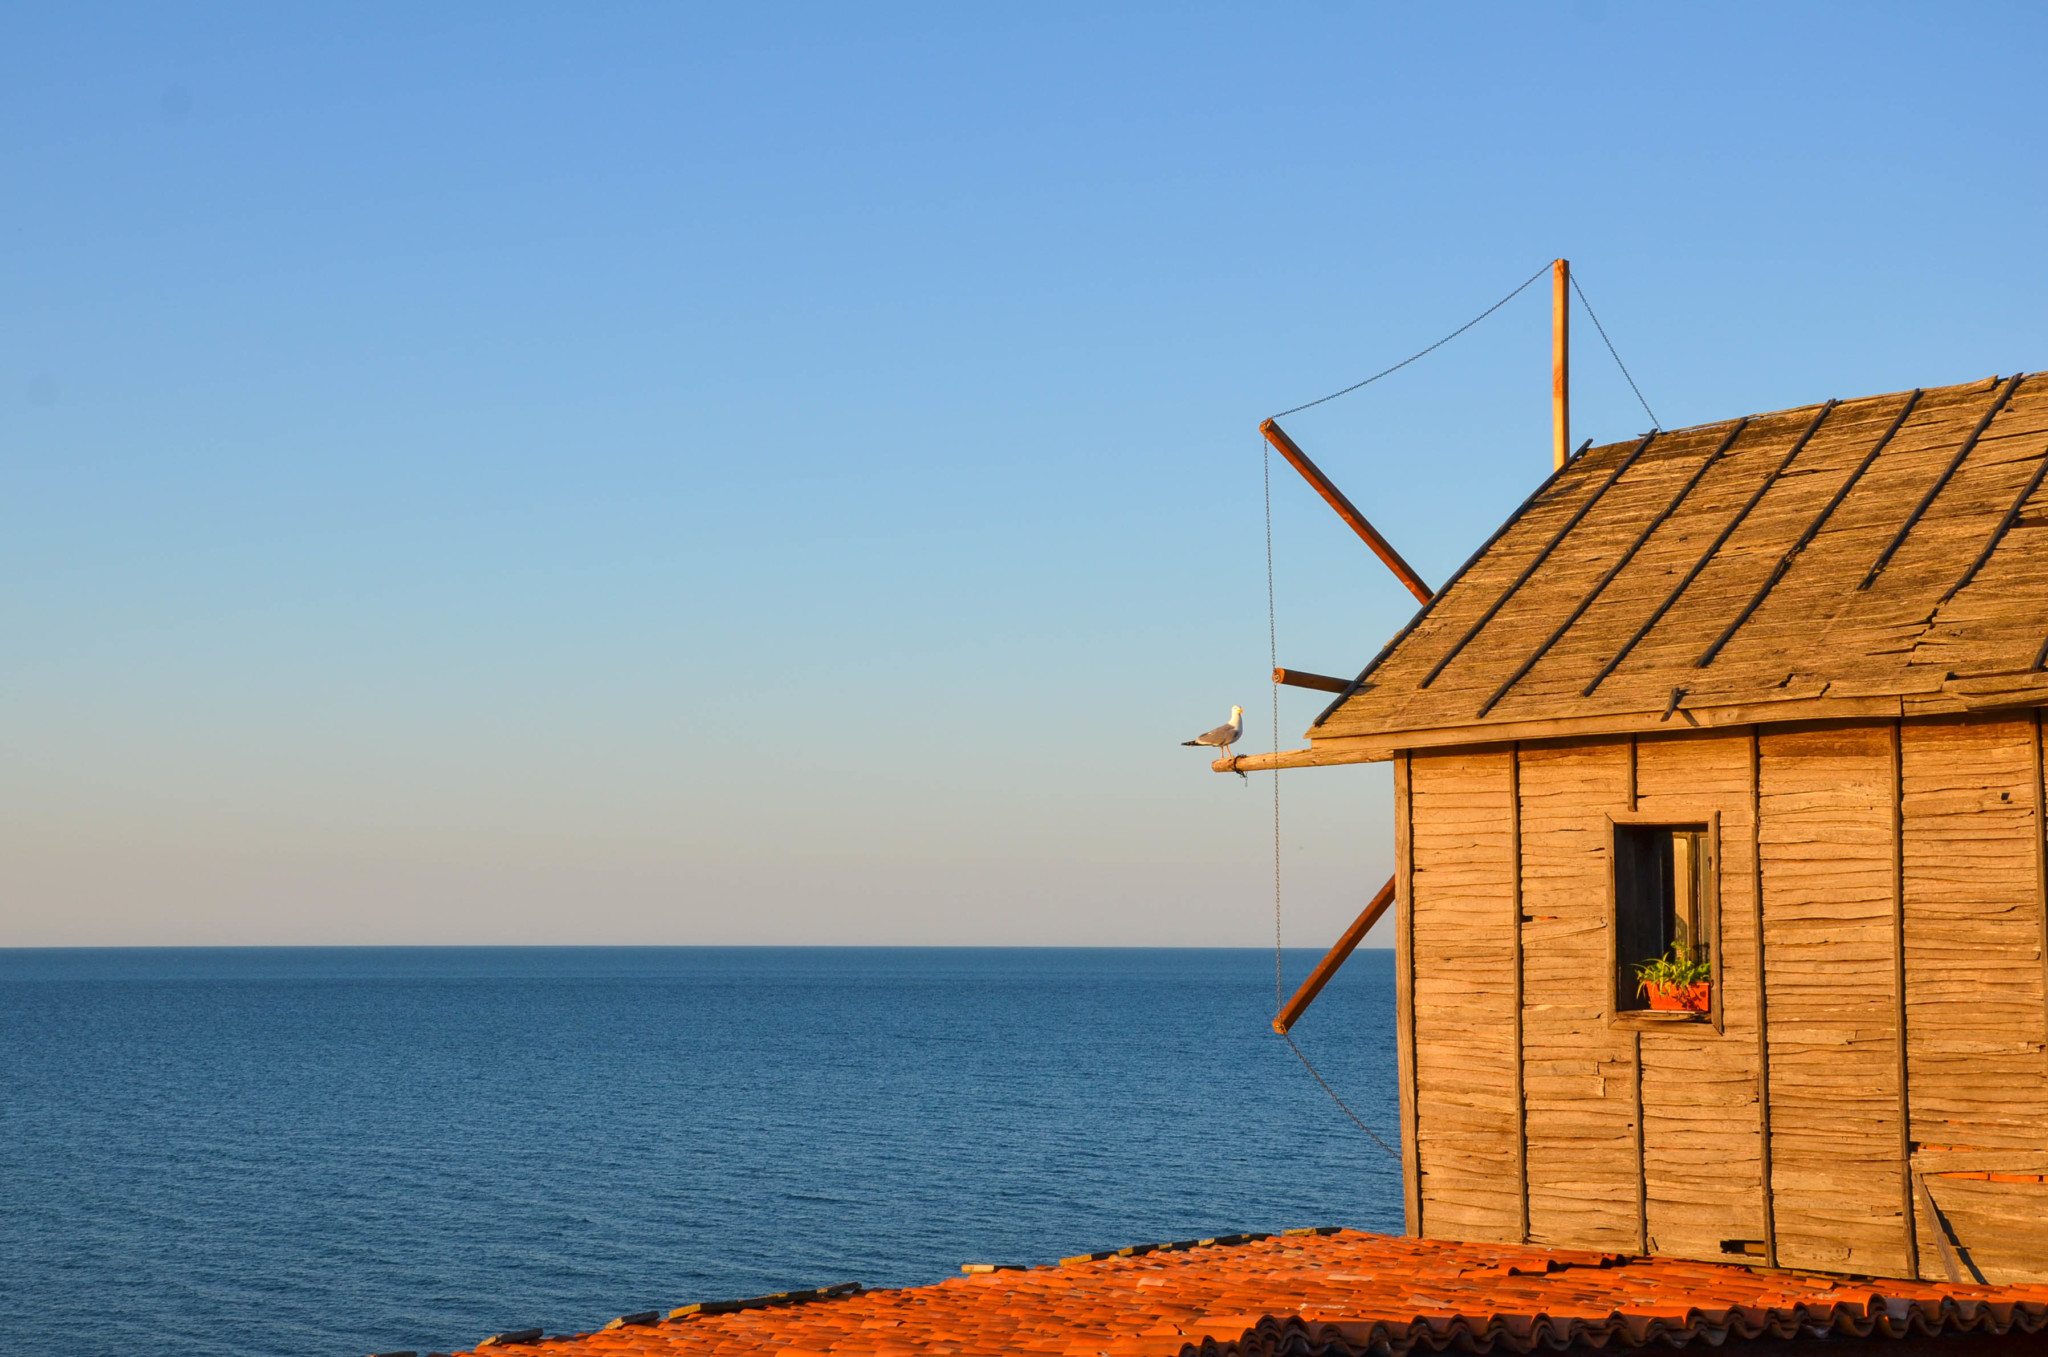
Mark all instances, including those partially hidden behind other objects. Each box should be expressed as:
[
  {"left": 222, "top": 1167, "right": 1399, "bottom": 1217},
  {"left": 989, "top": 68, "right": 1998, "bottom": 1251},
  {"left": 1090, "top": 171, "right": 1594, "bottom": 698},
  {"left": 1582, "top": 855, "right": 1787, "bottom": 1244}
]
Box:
[{"left": 1216, "top": 680, "right": 2048, "bottom": 772}]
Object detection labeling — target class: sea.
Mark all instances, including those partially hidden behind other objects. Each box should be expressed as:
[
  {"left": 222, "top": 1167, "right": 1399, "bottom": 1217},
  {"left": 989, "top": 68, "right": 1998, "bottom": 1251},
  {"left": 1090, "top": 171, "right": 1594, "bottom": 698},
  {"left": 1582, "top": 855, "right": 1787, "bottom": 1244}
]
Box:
[{"left": 0, "top": 947, "right": 1402, "bottom": 1357}]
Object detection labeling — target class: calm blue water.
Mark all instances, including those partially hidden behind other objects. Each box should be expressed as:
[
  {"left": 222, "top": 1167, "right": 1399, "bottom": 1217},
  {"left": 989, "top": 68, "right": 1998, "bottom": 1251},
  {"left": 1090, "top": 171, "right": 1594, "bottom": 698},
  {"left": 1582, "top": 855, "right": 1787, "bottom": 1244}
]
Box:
[{"left": 0, "top": 947, "right": 1401, "bottom": 1357}]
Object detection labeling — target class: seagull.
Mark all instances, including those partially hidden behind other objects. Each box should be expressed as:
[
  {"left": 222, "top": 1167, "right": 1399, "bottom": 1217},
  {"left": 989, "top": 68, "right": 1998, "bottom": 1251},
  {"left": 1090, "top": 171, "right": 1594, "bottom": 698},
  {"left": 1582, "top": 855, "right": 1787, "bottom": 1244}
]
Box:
[{"left": 1183, "top": 705, "right": 1245, "bottom": 759}]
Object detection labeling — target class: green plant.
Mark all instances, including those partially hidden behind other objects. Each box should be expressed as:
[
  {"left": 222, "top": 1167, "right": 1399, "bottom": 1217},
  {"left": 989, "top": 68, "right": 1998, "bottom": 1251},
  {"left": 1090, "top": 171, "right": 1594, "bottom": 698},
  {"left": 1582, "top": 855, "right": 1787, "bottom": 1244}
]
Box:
[{"left": 1634, "top": 942, "right": 1710, "bottom": 995}]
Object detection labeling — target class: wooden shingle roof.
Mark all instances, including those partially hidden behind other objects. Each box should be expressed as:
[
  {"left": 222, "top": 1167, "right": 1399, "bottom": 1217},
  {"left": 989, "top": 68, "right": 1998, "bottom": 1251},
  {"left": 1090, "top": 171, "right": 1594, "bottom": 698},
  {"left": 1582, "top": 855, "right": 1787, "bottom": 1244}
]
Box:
[{"left": 1309, "top": 372, "right": 2048, "bottom": 758}]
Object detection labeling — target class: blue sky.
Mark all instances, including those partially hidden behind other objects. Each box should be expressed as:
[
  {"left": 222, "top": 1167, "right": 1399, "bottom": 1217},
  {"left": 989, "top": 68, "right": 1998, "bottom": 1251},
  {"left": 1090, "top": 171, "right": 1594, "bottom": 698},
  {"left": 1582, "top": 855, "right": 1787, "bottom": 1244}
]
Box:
[{"left": 3, "top": 3, "right": 2043, "bottom": 945}]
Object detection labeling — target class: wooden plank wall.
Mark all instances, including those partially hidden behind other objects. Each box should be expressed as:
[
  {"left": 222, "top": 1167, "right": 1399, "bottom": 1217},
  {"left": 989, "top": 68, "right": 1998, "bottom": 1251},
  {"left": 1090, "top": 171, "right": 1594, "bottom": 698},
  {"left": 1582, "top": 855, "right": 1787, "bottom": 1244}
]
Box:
[
  {"left": 1756, "top": 721, "right": 1908, "bottom": 1275},
  {"left": 1516, "top": 738, "right": 1639, "bottom": 1250},
  {"left": 1401, "top": 715, "right": 2048, "bottom": 1278},
  {"left": 1407, "top": 747, "right": 1521, "bottom": 1241},
  {"left": 1900, "top": 714, "right": 2048, "bottom": 1281},
  {"left": 1633, "top": 732, "right": 1766, "bottom": 1261}
]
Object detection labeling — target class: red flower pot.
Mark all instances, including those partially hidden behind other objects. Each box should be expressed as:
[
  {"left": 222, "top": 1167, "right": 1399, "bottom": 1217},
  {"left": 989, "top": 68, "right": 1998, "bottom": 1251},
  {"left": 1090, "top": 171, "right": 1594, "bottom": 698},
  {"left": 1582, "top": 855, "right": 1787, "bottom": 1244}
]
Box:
[{"left": 1646, "top": 982, "right": 1709, "bottom": 1012}]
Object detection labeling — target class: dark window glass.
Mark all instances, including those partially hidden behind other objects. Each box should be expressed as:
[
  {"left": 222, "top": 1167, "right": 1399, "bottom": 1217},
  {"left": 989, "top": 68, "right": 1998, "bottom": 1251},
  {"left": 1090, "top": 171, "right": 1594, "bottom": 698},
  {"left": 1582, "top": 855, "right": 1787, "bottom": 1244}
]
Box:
[{"left": 1613, "top": 824, "right": 1707, "bottom": 1011}]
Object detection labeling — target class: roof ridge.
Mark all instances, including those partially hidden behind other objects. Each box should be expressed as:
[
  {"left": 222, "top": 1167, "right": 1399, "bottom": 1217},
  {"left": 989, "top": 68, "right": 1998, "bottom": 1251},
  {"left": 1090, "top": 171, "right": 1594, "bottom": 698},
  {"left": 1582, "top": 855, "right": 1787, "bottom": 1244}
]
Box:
[{"left": 1639, "top": 372, "right": 2006, "bottom": 445}]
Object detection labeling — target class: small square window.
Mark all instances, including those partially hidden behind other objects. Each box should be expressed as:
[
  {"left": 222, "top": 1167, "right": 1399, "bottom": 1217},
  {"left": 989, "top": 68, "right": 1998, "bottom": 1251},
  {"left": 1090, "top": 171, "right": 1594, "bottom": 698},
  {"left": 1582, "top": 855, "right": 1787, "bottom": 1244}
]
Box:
[{"left": 1613, "top": 822, "right": 1712, "bottom": 1014}]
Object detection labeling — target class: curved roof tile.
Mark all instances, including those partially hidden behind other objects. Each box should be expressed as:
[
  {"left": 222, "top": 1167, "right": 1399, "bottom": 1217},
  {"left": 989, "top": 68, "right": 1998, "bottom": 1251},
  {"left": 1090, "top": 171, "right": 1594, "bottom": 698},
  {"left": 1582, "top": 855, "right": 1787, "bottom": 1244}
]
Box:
[{"left": 443, "top": 1229, "right": 2048, "bottom": 1357}]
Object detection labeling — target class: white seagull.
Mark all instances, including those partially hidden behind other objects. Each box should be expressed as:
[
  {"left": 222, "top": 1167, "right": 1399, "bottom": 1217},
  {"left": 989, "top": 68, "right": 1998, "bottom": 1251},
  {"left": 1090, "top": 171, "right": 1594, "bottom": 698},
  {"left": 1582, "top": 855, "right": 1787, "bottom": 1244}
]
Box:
[{"left": 1182, "top": 705, "right": 1245, "bottom": 758}]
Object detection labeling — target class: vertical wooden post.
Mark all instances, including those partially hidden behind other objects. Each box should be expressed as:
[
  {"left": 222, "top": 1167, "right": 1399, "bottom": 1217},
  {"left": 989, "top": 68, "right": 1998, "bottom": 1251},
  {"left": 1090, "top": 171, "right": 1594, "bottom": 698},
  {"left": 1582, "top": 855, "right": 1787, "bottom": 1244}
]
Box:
[
  {"left": 1708, "top": 811, "right": 1726, "bottom": 1036},
  {"left": 1510, "top": 744, "right": 1529, "bottom": 1243},
  {"left": 1626, "top": 733, "right": 1638, "bottom": 812},
  {"left": 1395, "top": 751, "right": 1422, "bottom": 1238},
  {"left": 1751, "top": 728, "right": 1779, "bottom": 1268},
  {"left": 1552, "top": 259, "right": 1571, "bottom": 472},
  {"left": 1632, "top": 1028, "right": 1648, "bottom": 1254},
  {"left": 1891, "top": 720, "right": 1920, "bottom": 1278},
  {"left": 2035, "top": 710, "right": 2048, "bottom": 1075}
]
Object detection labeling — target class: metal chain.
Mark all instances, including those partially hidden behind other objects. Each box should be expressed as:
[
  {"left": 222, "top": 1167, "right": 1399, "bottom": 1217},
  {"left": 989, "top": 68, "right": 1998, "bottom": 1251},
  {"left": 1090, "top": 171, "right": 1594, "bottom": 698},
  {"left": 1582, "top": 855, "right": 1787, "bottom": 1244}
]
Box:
[
  {"left": 1265, "top": 442, "right": 1283, "bottom": 1008},
  {"left": 1284, "top": 1031, "right": 1401, "bottom": 1159}
]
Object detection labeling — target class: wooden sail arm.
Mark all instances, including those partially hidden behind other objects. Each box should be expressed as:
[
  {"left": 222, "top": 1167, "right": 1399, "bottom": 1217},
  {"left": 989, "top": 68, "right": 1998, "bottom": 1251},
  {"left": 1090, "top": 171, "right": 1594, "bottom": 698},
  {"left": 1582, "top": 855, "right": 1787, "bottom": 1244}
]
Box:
[
  {"left": 1215, "top": 746, "right": 1373, "bottom": 773},
  {"left": 1273, "top": 874, "right": 1397, "bottom": 1034},
  {"left": 1274, "top": 668, "right": 1353, "bottom": 693},
  {"left": 1260, "top": 419, "right": 1433, "bottom": 604}
]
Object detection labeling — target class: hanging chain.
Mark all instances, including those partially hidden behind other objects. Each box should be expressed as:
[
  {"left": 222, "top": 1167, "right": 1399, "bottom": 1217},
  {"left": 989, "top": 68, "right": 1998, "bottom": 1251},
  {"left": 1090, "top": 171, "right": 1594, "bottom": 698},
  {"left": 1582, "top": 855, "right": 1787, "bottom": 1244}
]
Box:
[
  {"left": 1283, "top": 1030, "right": 1400, "bottom": 1158},
  {"left": 1265, "top": 443, "right": 1283, "bottom": 1007}
]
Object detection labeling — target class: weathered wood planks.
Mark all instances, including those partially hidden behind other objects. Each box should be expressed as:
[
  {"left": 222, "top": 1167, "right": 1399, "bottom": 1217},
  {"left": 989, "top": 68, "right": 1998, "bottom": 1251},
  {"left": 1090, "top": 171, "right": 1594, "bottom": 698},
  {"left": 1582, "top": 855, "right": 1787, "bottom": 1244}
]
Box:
[
  {"left": 1900, "top": 715, "right": 2048, "bottom": 1280},
  {"left": 1516, "top": 738, "right": 1639, "bottom": 1251},
  {"left": 1757, "top": 722, "right": 1907, "bottom": 1275},
  {"left": 1395, "top": 707, "right": 2048, "bottom": 1281},
  {"left": 1919, "top": 1175, "right": 2048, "bottom": 1284},
  {"left": 1633, "top": 731, "right": 1762, "bottom": 1264},
  {"left": 1509, "top": 746, "right": 1528, "bottom": 1243},
  {"left": 1310, "top": 374, "right": 2048, "bottom": 754},
  {"left": 1409, "top": 748, "right": 1521, "bottom": 1243}
]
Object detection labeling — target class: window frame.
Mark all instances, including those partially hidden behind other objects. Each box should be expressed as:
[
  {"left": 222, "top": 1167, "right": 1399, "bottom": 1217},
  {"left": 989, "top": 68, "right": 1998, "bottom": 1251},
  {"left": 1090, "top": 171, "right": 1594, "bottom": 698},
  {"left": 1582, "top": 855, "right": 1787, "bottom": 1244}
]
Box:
[{"left": 1604, "top": 809, "right": 1724, "bottom": 1033}]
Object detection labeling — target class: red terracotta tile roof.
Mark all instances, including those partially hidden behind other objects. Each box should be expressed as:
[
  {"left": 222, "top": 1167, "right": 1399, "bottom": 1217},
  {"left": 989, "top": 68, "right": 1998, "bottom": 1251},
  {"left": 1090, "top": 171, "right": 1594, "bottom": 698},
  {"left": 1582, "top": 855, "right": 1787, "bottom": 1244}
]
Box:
[{"left": 442, "top": 1229, "right": 2048, "bottom": 1357}]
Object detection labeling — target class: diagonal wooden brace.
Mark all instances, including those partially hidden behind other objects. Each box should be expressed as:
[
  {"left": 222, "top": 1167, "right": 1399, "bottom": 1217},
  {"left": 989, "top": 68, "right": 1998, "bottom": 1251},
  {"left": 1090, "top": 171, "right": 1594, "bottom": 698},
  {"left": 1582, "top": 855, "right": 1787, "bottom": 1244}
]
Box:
[
  {"left": 1273, "top": 873, "right": 1397, "bottom": 1034},
  {"left": 1261, "top": 419, "right": 1433, "bottom": 604}
]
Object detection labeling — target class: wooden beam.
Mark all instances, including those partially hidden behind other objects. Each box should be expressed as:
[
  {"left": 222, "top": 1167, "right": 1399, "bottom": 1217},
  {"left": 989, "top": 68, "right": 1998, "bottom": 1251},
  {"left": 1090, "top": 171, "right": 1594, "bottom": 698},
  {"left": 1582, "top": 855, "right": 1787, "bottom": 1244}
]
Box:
[
  {"left": 1260, "top": 418, "right": 1433, "bottom": 604},
  {"left": 2036, "top": 709, "right": 2048, "bottom": 1077},
  {"left": 1751, "top": 728, "right": 1778, "bottom": 1269},
  {"left": 1215, "top": 747, "right": 1370, "bottom": 774},
  {"left": 1707, "top": 810, "right": 1726, "bottom": 1034},
  {"left": 1890, "top": 718, "right": 1920, "bottom": 1279},
  {"left": 1272, "top": 874, "right": 1396, "bottom": 1034},
  {"left": 1632, "top": 1028, "right": 1647, "bottom": 1254},
  {"left": 1217, "top": 690, "right": 2036, "bottom": 775},
  {"left": 1510, "top": 744, "right": 1528, "bottom": 1243},
  {"left": 1553, "top": 259, "right": 1570, "bottom": 473},
  {"left": 1273, "top": 693, "right": 1920, "bottom": 770},
  {"left": 1273, "top": 667, "right": 1352, "bottom": 694},
  {"left": 1395, "top": 753, "right": 1421, "bottom": 1236},
  {"left": 1914, "top": 1173, "right": 1964, "bottom": 1283}
]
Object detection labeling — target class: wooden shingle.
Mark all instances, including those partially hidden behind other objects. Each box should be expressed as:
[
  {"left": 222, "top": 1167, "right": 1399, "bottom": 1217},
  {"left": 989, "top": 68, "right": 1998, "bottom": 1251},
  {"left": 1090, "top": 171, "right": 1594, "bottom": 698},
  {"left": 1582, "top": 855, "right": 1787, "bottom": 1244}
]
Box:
[{"left": 1311, "top": 373, "right": 2048, "bottom": 756}]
